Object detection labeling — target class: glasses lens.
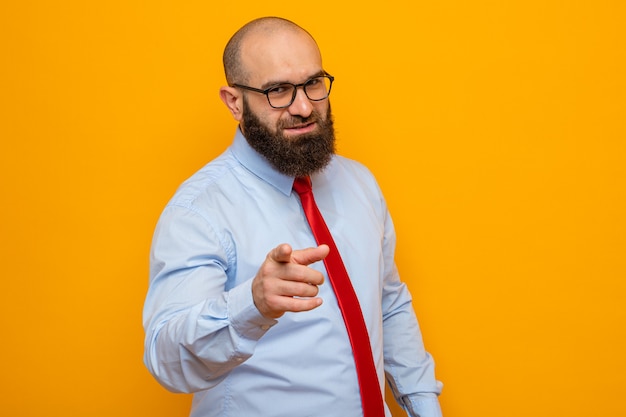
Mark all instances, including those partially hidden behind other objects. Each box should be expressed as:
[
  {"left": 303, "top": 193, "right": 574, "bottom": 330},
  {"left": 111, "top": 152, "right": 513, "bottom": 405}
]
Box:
[
  {"left": 267, "top": 84, "right": 296, "bottom": 108},
  {"left": 305, "top": 76, "right": 332, "bottom": 101},
  {"left": 265, "top": 76, "right": 333, "bottom": 108}
]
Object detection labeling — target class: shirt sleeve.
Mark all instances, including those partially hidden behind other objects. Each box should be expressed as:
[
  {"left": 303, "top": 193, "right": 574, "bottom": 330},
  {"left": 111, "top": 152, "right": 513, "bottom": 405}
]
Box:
[
  {"left": 143, "top": 204, "right": 277, "bottom": 393},
  {"left": 380, "top": 205, "right": 443, "bottom": 417}
]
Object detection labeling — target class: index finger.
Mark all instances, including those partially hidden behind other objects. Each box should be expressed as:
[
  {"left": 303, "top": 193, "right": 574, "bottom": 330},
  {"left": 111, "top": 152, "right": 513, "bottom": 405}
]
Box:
[
  {"left": 291, "top": 244, "right": 330, "bottom": 266},
  {"left": 268, "top": 243, "right": 294, "bottom": 264}
]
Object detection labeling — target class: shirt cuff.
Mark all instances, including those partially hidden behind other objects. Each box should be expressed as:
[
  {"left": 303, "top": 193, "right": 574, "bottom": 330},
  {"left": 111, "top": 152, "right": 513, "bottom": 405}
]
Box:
[
  {"left": 402, "top": 393, "right": 443, "bottom": 417},
  {"left": 227, "top": 278, "right": 278, "bottom": 340}
]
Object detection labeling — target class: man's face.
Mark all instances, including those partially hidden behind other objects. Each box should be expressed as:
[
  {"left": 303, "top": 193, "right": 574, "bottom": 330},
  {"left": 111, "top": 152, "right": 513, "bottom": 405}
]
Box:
[{"left": 236, "top": 29, "right": 336, "bottom": 177}]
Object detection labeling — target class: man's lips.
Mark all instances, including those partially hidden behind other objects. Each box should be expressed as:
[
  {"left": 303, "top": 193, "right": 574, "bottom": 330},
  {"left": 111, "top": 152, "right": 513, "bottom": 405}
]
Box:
[{"left": 283, "top": 121, "right": 317, "bottom": 135}]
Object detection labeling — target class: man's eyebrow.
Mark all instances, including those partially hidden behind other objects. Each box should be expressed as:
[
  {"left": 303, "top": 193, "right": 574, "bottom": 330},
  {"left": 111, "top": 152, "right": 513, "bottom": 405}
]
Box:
[{"left": 259, "top": 70, "right": 326, "bottom": 90}]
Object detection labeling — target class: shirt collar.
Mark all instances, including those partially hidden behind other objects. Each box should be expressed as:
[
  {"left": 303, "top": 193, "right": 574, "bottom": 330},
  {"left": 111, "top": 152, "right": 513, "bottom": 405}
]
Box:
[{"left": 230, "top": 127, "right": 295, "bottom": 196}]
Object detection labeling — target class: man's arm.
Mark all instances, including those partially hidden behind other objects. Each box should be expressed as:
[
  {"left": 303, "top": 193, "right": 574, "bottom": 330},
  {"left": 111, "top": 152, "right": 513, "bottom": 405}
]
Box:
[
  {"left": 380, "top": 208, "right": 443, "bottom": 417},
  {"left": 143, "top": 205, "right": 327, "bottom": 393},
  {"left": 382, "top": 282, "right": 443, "bottom": 417}
]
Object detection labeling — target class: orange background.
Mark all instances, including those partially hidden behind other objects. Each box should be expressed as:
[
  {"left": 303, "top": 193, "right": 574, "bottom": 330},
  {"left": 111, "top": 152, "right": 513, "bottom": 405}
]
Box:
[{"left": 1, "top": 1, "right": 624, "bottom": 416}]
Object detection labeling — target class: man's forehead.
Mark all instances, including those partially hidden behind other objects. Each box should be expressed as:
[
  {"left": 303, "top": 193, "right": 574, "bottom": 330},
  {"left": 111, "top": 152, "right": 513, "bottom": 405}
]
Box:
[
  {"left": 242, "top": 26, "right": 318, "bottom": 57},
  {"left": 240, "top": 29, "right": 323, "bottom": 84}
]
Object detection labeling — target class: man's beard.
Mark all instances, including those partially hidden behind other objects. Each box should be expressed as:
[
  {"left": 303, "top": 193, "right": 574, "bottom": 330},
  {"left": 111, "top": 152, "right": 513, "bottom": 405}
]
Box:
[{"left": 241, "top": 99, "right": 336, "bottom": 178}]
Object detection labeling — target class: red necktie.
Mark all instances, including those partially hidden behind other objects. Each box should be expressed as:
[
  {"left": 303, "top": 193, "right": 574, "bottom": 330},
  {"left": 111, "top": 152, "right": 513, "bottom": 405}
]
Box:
[{"left": 293, "top": 176, "right": 385, "bottom": 417}]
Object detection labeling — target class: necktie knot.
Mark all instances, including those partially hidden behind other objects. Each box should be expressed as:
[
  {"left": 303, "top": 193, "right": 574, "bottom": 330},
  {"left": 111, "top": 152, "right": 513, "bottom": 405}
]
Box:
[{"left": 293, "top": 176, "right": 312, "bottom": 196}]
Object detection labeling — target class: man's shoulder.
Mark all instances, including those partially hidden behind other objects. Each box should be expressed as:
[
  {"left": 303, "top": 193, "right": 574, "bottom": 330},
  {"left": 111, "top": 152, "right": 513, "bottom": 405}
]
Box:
[
  {"left": 328, "top": 154, "right": 377, "bottom": 183},
  {"left": 167, "top": 148, "right": 241, "bottom": 208},
  {"left": 319, "top": 155, "right": 385, "bottom": 201},
  {"left": 330, "top": 153, "right": 369, "bottom": 171}
]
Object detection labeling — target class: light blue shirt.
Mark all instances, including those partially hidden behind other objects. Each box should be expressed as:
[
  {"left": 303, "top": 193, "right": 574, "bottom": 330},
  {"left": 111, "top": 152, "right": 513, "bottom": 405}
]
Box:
[{"left": 143, "top": 129, "right": 443, "bottom": 417}]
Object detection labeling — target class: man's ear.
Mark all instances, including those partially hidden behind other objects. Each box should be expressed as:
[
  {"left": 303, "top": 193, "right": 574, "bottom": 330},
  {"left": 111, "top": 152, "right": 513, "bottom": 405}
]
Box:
[{"left": 219, "top": 86, "right": 244, "bottom": 121}]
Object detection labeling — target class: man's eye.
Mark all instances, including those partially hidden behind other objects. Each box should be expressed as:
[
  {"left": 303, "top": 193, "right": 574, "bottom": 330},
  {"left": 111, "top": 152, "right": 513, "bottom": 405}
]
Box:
[{"left": 268, "top": 85, "right": 291, "bottom": 95}]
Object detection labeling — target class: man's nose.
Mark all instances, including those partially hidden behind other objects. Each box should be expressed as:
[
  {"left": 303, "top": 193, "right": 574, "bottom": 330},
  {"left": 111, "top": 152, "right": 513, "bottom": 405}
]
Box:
[{"left": 287, "top": 87, "right": 313, "bottom": 118}]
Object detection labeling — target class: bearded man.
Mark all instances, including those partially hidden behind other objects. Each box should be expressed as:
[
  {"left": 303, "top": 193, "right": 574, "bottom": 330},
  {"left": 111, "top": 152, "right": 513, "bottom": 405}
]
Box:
[{"left": 143, "top": 17, "right": 443, "bottom": 417}]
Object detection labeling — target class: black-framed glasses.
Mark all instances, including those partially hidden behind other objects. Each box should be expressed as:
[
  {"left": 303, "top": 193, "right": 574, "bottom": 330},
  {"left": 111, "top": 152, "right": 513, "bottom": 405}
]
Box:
[{"left": 232, "top": 73, "right": 334, "bottom": 109}]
